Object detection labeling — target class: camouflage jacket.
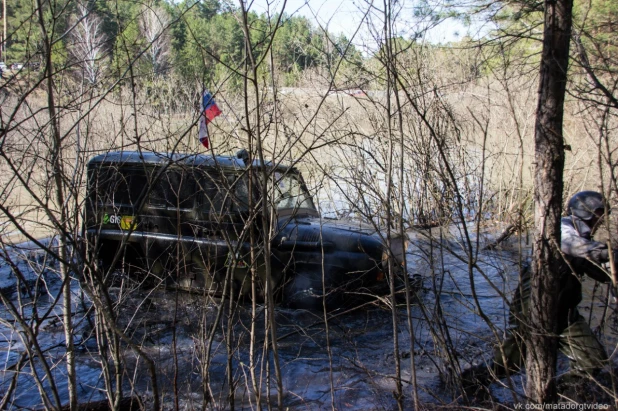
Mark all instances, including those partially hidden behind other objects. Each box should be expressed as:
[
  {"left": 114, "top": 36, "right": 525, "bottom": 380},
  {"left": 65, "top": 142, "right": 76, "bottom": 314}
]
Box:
[{"left": 559, "top": 215, "right": 612, "bottom": 314}]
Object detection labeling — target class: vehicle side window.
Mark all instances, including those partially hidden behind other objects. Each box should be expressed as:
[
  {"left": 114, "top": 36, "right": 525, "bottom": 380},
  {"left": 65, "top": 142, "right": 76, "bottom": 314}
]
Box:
[
  {"left": 196, "top": 171, "right": 249, "bottom": 213},
  {"left": 195, "top": 170, "right": 225, "bottom": 213},
  {"left": 230, "top": 174, "right": 249, "bottom": 211},
  {"left": 149, "top": 169, "right": 197, "bottom": 209},
  {"left": 88, "top": 166, "right": 147, "bottom": 207}
]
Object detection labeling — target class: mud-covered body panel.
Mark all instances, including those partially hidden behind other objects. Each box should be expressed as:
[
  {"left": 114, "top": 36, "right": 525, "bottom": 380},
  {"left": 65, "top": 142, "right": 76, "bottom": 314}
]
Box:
[{"left": 273, "top": 216, "right": 384, "bottom": 274}]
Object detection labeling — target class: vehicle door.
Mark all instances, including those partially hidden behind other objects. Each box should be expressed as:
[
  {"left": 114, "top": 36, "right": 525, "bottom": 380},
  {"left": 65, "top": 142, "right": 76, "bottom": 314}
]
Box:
[
  {"left": 86, "top": 164, "right": 148, "bottom": 233},
  {"left": 141, "top": 165, "right": 200, "bottom": 278},
  {"left": 254, "top": 167, "right": 319, "bottom": 286},
  {"left": 192, "top": 167, "right": 251, "bottom": 277}
]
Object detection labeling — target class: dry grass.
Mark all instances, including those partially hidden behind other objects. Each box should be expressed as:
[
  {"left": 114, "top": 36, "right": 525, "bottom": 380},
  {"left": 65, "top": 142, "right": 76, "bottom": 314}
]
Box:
[{"left": 1, "top": 59, "right": 617, "bottom": 243}]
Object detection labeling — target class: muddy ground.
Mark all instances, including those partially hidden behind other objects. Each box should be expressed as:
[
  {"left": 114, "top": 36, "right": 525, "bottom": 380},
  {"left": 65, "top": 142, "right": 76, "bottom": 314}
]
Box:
[{"left": 0, "top": 227, "right": 616, "bottom": 410}]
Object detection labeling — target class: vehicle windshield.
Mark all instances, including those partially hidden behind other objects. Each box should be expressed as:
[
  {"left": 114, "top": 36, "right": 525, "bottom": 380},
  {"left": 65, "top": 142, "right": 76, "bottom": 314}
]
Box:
[{"left": 271, "top": 171, "right": 316, "bottom": 211}]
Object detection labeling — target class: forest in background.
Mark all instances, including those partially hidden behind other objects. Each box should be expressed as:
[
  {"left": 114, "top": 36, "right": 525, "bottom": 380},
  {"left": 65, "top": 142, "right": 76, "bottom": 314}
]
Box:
[
  {"left": 1, "top": 0, "right": 361, "bottom": 89},
  {"left": 0, "top": 0, "right": 618, "bottom": 409}
]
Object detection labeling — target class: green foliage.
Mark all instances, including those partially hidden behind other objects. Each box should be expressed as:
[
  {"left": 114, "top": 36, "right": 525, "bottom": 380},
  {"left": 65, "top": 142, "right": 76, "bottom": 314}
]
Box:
[
  {"left": 110, "top": 1, "right": 147, "bottom": 80},
  {"left": 575, "top": 0, "right": 618, "bottom": 63},
  {"left": 4, "top": 0, "right": 41, "bottom": 63},
  {"left": 173, "top": 5, "right": 244, "bottom": 88},
  {"left": 2, "top": 0, "right": 360, "bottom": 89},
  {"left": 2, "top": 0, "right": 615, "bottom": 95},
  {"left": 271, "top": 14, "right": 324, "bottom": 85},
  {"left": 465, "top": 0, "right": 617, "bottom": 86}
]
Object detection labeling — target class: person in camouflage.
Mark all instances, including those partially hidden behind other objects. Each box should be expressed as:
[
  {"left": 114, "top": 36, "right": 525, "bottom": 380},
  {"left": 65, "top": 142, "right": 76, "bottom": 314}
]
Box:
[{"left": 464, "top": 191, "right": 613, "bottom": 392}]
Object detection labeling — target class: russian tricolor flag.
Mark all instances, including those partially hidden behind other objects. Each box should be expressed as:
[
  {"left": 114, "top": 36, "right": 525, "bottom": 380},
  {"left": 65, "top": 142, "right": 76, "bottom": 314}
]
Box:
[{"left": 198, "top": 90, "right": 222, "bottom": 149}]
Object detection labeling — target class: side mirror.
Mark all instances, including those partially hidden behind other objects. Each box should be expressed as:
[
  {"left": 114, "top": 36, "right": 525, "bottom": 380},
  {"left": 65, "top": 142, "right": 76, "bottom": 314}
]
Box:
[{"left": 236, "top": 149, "right": 249, "bottom": 165}]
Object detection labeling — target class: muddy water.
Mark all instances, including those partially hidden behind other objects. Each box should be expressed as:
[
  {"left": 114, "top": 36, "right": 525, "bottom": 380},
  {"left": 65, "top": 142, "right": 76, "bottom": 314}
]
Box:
[{"left": 0, "top": 229, "right": 616, "bottom": 410}]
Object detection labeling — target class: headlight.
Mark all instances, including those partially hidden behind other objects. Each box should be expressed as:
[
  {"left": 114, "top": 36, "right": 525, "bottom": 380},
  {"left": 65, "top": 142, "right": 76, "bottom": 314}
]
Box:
[
  {"left": 382, "top": 238, "right": 408, "bottom": 266},
  {"left": 382, "top": 249, "right": 389, "bottom": 262}
]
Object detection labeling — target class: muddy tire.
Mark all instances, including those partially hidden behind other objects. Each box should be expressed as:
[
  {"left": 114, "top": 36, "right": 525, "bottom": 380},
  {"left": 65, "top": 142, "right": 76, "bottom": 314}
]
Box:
[
  {"left": 283, "top": 272, "right": 324, "bottom": 309},
  {"left": 283, "top": 270, "right": 344, "bottom": 310}
]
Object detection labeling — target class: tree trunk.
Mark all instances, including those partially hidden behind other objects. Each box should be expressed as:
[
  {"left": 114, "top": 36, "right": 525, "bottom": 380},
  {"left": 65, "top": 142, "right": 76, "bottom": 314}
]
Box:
[
  {"left": 527, "top": 0, "right": 573, "bottom": 402},
  {"left": 36, "top": 1, "right": 77, "bottom": 409}
]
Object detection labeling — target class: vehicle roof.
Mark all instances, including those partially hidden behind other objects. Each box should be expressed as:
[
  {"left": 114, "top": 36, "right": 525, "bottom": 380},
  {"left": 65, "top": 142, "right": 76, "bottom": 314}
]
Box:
[{"left": 87, "top": 151, "right": 293, "bottom": 171}]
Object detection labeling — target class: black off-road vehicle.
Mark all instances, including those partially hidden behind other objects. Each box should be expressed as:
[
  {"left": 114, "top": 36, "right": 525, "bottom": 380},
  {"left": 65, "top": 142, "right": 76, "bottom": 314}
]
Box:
[{"left": 85, "top": 151, "right": 407, "bottom": 306}]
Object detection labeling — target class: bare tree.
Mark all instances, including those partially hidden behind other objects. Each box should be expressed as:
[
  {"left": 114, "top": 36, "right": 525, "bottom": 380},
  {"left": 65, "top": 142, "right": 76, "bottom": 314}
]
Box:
[
  {"left": 139, "top": 3, "right": 171, "bottom": 78},
  {"left": 3, "top": 0, "right": 617, "bottom": 409},
  {"left": 69, "top": 2, "right": 107, "bottom": 85}
]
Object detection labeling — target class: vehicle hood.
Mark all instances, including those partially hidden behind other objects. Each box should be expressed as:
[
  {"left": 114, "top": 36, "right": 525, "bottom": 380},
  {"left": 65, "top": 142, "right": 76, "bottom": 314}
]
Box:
[
  {"left": 273, "top": 215, "right": 406, "bottom": 264},
  {"left": 274, "top": 215, "right": 397, "bottom": 253},
  {"left": 277, "top": 215, "right": 379, "bottom": 237}
]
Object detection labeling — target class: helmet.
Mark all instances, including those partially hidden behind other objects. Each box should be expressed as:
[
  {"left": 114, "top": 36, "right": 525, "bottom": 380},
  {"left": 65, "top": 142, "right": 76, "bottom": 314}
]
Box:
[{"left": 567, "top": 191, "right": 606, "bottom": 220}]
